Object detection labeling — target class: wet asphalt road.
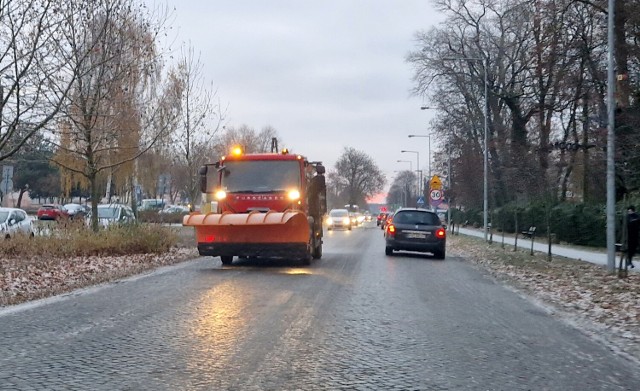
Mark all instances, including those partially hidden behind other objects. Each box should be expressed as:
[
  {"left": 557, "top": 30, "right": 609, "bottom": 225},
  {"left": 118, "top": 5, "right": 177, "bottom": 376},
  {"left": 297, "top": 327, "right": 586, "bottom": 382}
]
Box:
[{"left": 1, "top": 222, "right": 639, "bottom": 390}]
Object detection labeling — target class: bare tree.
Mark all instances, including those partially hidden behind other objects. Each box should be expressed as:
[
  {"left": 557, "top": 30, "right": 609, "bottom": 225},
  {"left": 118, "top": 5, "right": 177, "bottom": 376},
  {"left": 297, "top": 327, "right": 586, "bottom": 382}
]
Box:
[
  {"left": 0, "top": 0, "right": 80, "bottom": 161},
  {"left": 333, "top": 147, "right": 385, "bottom": 207},
  {"left": 213, "top": 125, "right": 281, "bottom": 158},
  {"left": 49, "top": 0, "right": 180, "bottom": 231},
  {"left": 387, "top": 170, "right": 416, "bottom": 207},
  {"left": 168, "top": 44, "right": 225, "bottom": 208},
  {"left": 406, "top": 0, "right": 626, "bottom": 209}
]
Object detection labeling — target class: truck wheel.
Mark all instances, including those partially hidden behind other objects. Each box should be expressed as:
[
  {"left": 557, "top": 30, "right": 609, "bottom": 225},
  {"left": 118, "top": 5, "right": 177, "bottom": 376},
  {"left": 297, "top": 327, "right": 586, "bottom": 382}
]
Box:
[
  {"left": 312, "top": 243, "right": 322, "bottom": 260},
  {"left": 300, "top": 253, "right": 312, "bottom": 266},
  {"left": 220, "top": 256, "right": 233, "bottom": 265}
]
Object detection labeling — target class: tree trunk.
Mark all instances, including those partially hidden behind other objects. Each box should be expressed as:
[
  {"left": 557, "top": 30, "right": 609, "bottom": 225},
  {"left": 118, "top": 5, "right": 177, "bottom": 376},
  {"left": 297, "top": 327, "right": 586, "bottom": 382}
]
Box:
[
  {"left": 16, "top": 189, "right": 26, "bottom": 208},
  {"left": 90, "top": 174, "right": 100, "bottom": 232}
]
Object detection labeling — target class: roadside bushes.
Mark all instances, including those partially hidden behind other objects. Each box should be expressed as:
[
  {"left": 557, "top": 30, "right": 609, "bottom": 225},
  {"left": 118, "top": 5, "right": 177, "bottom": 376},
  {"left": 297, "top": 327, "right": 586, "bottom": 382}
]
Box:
[
  {"left": 549, "top": 203, "right": 605, "bottom": 247},
  {"left": 136, "top": 210, "right": 185, "bottom": 224},
  {"left": 487, "top": 201, "right": 606, "bottom": 247},
  {"left": 0, "top": 223, "right": 178, "bottom": 258}
]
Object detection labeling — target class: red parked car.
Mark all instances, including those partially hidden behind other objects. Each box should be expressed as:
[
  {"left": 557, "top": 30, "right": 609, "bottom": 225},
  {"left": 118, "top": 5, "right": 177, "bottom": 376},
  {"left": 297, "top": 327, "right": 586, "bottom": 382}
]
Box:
[{"left": 37, "top": 204, "right": 70, "bottom": 221}]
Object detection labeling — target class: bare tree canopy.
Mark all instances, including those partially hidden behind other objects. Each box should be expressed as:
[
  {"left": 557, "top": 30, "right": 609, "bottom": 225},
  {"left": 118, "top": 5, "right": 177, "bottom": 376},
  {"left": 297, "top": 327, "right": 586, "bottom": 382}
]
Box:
[
  {"left": 387, "top": 170, "right": 417, "bottom": 207},
  {"left": 167, "top": 43, "right": 225, "bottom": 207},
  {"left": 48, "top": 0, "right": 177, "bottom": 230},
  {"left": 213, "top": 125, "right": 281, "bottom": 158},
  {"left": 331, "top": 147, "right": 386, "bottom": 207},
  {"left": 406, "top": 0, "right": 640, "bottom": 208},
  {"left": 0, "top": 0, "right": 80, "bottom": 161}
]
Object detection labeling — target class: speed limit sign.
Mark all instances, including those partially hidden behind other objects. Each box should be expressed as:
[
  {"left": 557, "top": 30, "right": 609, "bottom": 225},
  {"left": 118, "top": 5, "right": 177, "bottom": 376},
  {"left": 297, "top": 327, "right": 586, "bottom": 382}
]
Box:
[{"left": 429, "top": 189, "right": 443, "bottom": 201}]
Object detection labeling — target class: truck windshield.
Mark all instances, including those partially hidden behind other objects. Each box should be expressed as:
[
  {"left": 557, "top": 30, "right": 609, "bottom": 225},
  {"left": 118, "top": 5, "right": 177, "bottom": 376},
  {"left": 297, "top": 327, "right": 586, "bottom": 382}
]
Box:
[{"left": 219, "top": 160, "right": 301, "bottom": 193}]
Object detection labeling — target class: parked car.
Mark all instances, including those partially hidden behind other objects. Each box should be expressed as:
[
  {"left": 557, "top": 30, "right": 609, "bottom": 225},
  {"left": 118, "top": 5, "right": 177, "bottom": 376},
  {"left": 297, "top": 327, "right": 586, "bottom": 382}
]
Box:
[
  {"left": 37, "top": 204, "right": 70, "bottom": 221},
  {"left": 63, "top": 203, "right": 89, "bottom": 219},
  {"left": 326, "top": 208, "right": 352, "bottom": 231},
  {"left": 0, "top": 207, "right": 34, "bottom": 238},
  {"left": 384, "top": 208, "right": 446, "bottom": 259},
  {"left": 159, "top": 205, "right": 190, "bottom": 214},
  {"left": 89, "top": 204, "right": 136, "bottom": 228},
  {"left": 139, "top": 199, "right": 166, "bottom": 211}
]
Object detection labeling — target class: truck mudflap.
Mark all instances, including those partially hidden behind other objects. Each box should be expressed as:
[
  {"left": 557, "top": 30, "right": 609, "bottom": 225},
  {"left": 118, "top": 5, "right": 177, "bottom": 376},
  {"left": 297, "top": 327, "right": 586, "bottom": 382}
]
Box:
[{"left": 183, "top": 210, "right": 311, "bottom": 259}]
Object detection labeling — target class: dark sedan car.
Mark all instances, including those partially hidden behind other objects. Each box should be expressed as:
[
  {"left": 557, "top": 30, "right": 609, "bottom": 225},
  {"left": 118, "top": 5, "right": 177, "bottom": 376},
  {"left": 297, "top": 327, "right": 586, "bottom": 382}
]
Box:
[{"left": 384, "top": 208, "right": 446, "bottom": 259}]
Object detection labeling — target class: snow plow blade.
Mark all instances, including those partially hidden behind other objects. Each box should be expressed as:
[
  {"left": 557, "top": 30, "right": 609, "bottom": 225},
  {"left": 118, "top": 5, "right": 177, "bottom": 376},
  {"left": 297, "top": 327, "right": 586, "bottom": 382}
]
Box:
[{"left": 183, "top": 210, "right": 310, "bottom": 259}]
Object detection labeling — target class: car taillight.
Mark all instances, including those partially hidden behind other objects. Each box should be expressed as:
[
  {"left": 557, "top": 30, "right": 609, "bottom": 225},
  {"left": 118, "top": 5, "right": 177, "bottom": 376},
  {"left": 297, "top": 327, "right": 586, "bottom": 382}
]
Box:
[
  {"left": 435, "top": 228, "right": 446, "bottom": 239},
  {"left": 387, "top": 224, "right": 396, "bottom": 236}
]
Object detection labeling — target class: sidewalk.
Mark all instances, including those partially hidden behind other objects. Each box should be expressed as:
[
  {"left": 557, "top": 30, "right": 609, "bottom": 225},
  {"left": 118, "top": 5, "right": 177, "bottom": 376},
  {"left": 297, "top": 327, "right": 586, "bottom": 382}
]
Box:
[{"left": 455, "top": 227, "right": 627, "bottom": 269}]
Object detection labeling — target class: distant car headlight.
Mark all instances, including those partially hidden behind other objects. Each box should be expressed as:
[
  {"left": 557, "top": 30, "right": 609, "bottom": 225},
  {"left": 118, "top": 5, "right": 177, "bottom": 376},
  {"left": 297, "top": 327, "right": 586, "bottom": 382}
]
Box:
[
  {"left": 326, "top": 217, "right": 334, "bottom": 225},
  {"left": 215, "top": 190, "right": 227, "bottom": 200}
]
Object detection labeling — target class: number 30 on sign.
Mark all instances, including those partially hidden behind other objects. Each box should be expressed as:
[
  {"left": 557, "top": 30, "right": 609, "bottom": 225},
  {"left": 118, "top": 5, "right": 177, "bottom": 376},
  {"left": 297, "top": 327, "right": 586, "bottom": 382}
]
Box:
[{"left": 429, "top": 189, "right": 443, "bottom": 201}]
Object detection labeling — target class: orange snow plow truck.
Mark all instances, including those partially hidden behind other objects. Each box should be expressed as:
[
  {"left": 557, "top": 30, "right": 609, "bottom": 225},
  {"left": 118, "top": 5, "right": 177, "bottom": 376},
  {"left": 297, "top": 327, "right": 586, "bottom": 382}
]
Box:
[{"left": 183, "top": 141, "right": 327, "bottom": 265}]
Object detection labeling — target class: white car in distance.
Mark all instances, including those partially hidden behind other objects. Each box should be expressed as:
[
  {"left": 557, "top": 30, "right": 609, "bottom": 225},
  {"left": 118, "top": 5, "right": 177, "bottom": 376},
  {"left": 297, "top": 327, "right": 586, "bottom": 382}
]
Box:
[{"left": 0, "top": 207, "right": 34, "bottom": 238}]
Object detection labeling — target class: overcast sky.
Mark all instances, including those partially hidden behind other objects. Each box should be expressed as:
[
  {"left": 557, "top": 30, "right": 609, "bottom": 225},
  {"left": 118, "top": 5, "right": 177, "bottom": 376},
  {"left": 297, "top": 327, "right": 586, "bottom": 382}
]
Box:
[{"left": 155, "top": 0, "right": 444, "bottom": 200}]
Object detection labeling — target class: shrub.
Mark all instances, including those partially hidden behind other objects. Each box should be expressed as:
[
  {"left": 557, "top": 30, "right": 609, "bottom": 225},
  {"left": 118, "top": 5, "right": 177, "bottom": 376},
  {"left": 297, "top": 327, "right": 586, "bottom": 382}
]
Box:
[
  {"left": 136, "top": 210, "right": 185, "bottom": 224},
  {"left": 0, "top": 223, "right": 179, "bottom": 258}
]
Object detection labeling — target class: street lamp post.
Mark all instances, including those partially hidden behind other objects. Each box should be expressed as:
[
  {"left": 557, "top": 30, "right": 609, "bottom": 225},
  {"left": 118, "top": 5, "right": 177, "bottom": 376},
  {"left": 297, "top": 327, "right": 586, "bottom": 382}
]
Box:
[
  {"left": 443, "top": 56, "right": 489, "bottom": 241},
  {"left": 408, "top": 134, "right": 432, "bottom": 180},
  {"left": 401, "top": 150, "right": 420, "bottom": 201},
  {"left": 396, "top": 159, "right": 412, "bottom": 172}
]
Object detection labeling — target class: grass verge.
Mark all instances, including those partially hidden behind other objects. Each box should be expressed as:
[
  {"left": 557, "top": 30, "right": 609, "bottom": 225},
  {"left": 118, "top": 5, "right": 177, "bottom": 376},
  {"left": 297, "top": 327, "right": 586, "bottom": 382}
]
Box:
[{"left": 0, "top": 224, "right": 198, "bottom": 307}]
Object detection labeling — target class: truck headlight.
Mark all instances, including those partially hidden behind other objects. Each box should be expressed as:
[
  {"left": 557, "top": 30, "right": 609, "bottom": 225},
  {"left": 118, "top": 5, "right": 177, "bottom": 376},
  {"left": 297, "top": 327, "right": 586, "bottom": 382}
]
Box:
[{"left": 288, "top": 189, "right": 300, "bottom": 201}]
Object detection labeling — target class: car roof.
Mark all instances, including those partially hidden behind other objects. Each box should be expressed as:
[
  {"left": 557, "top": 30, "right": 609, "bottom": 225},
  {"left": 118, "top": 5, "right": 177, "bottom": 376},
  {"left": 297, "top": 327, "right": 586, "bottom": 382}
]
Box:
[{"left": 0, "top": 207, "right": 24, "bottom": 211}]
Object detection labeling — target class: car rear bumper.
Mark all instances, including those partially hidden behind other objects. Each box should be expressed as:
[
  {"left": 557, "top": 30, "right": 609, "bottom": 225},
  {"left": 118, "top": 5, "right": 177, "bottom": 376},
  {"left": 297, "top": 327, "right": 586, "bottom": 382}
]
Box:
[{"left": 385, "top": 238, "right": 445, "bottom": 253}]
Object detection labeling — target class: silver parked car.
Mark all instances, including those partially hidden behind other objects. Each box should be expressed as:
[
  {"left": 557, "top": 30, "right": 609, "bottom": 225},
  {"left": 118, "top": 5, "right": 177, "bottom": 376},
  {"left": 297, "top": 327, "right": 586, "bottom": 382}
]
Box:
[
  {"left": 63, "top": 203, "right": 90, "bottom": 219},
  {"left": 158, "top": 205, "right": 190, "bottom": 214},
  {"left": 87, "top": 204, "right": 136, "bottom": 228},
  {"left": 0, "top": 207, "right": 34, "bottom": 238}
]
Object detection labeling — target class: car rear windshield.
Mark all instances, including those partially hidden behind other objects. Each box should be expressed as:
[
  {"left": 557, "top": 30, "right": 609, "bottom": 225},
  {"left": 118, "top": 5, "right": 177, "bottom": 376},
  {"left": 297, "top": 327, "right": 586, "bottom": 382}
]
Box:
[{"left": 393, "top": 211, "right": 440, "bottom": 225}]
